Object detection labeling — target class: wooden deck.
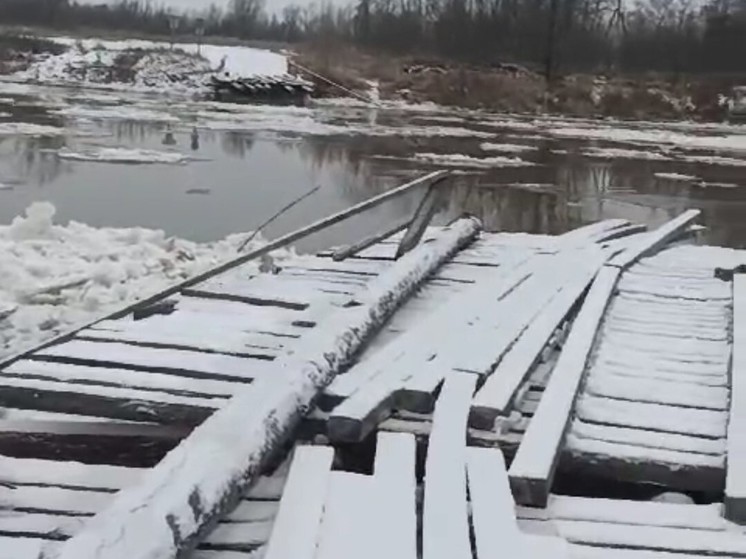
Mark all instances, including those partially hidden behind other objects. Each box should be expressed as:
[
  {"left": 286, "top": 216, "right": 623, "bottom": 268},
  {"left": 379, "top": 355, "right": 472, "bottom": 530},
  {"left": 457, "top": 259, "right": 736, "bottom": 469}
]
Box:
[{"left": 0, "top": 190, "right": 744, "bottom": 558}]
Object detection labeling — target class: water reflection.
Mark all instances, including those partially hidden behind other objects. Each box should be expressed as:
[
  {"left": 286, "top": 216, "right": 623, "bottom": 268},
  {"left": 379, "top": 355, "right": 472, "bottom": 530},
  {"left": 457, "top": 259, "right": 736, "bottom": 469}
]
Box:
[{"left": 2, "top": 97, "right": 746, "bottom": 249}]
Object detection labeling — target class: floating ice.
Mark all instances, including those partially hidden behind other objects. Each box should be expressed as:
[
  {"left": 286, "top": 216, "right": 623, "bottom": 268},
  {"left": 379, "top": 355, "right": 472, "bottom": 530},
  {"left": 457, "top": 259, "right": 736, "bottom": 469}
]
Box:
[
  {"left": 582, "top": 147, "right": 670, "bottom": 161},
  {"left": 57, "top": 147, "right": 190, "bottom": 165},
  {"left": 480, "top": 142, "right": 538, "bottom": 153},
  {"left": 413, "top": 153, "right": 534, "bottom": 168},
  {"left": 0, "top": 122, "right": 65, "bottom": 136},
  {"left": 654, "top": 172, "right": 700, "bottom": 182},
  {"left": 53, "top": 105, "right": 180, "bottom": 123},
  {"left": 0, "top": 202, "right": 290, "bottom": 360}
]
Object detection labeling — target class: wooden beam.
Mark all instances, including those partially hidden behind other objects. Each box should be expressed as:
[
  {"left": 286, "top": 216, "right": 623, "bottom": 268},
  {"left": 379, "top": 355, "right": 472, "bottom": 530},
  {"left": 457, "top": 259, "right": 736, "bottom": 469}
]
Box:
[
  {"left": 331, "top": 220, "right": 410, "bottom": 262},
  {"left": 396, "top": 181, "right": 445, "bottom": 259},
  {"left": 49, "top": 217, "right": 480, "bottom": 559},
  {"left": 263, "top": 446, "right": 334, "bottom": 559},
  {"left": 1, "top": 171, "right": 449, "bottom": 371},
  {"left": 606, "top": 209, "right": 700, "bottom": 270},
  {"left": 423, "top": 373, "right": 477, "bottom": 559},
  {"left": 508, "top": 266, "right": 620, "bottom": 507},
  {"left": 726, "top": 274, "right": 746, "bottom": 523}
]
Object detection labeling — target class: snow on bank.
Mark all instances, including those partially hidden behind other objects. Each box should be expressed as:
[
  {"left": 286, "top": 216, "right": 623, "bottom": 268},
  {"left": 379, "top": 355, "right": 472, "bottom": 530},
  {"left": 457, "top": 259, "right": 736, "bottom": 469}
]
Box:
[
  {"left": 480, "top": 142, "right": 538, "bottom": 153},
  {"left": 0, "top": 202, "right": 289, "bottom": 360},
  {"left": 654, "top": 172, "right": 700, "bottom": 182},
  {"left": 57, "top": 147, "right": 190, "bottom": 165},
  {"left": 413, "top": 153, "right": 534, "bottom": 168},
  {"left": 0, "top": 122, "right": 65, "bottom": 136}
]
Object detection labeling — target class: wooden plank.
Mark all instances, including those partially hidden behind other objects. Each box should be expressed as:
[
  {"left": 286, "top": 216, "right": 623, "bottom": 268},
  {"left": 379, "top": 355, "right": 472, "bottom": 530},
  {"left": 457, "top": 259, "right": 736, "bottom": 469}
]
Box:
[
  {"left": 263, "top": 445, "right": 334, "bottom": 559},
  {"left": 5, "top": 360, "right": 241, "bottom": 399},
  {"left": 576, "top": 395, "right": 727, "bottom": 439},
  {"left": 509, "top": 266, "right": 620, "bottom": 507},
  {"left": 326, "top": 257, "right": 532, "bottom": 441},
  {"left": 0, "top": 456, "right": 141, "bottom": 490},
  {"left": 52, "top": 218, "right": 481, "bottom": 559},
  {"left": 422, "top": 373, "right": 477, "bottom": 559},
  {"left": 726, "top": 274, "right": 746, "bottom": 523},
  {"left": 396, "top": 181, "right": 443, "bottom": 258},
  {"left": 0, "top": 376, "right": 219, "bottom": 424},
  {"left": 1, "top": 171, "right": 447, "bottom": 371},
  {"left": 470, "top": 262, "right": 599, "bottom": 428},
  {"left": 316, "top": 472, "right": 376, "bottom": 559},
  {"left": 466, "top": 447, "right": 521, "bottom": 558},
  {"left": 0, "top": 536, "right": 55, "bottom": 559},
  {"left": 331, "top": 220, "right": 409, "bottom": 261},
  {"left": 607, "top": 209, "right": 701, "bottom": 270},
  {"left": 372, "top": 432, "right": 417, "bottom": 559},
  {"left": 31, "top": 341, "right": 272, "bottom": 383},
  {"left": 559, "top": 219, "right": 631, "bottom": 245}
]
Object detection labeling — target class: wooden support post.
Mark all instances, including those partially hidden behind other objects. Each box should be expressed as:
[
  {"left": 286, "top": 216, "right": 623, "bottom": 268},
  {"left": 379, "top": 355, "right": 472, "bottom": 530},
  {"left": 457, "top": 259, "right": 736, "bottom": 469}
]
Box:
[
  {"left": 508, "top": 266, "right": 620, "bottom": 507},
  {"left": 726, "top": 274, "right": 746, "bottom": 523},
  {"left": 396, "top": 181, "right": 445, "bottom": 259},
  {"left": 48, "top": 217, "right": 481, "bottom": 559}
]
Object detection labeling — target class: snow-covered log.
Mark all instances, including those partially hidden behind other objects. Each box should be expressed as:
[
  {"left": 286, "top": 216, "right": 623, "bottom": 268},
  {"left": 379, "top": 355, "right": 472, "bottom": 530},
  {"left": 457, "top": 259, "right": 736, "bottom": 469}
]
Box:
[{"left": 48, "top": 217, "right": 481, "bottom": 559}]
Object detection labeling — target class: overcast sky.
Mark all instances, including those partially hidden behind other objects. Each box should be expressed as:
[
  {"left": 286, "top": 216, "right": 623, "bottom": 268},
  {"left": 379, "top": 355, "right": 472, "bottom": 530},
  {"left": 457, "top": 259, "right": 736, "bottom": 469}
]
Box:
[{"left": 77, "top": 0, "right": 328, "bottom": 13}]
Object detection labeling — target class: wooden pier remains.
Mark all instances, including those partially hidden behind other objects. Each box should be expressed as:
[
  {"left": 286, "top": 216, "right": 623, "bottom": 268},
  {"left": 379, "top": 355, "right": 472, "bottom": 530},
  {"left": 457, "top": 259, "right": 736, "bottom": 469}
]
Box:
[{"left": 0, "top": 171, "right": 744, "bottom": 559}]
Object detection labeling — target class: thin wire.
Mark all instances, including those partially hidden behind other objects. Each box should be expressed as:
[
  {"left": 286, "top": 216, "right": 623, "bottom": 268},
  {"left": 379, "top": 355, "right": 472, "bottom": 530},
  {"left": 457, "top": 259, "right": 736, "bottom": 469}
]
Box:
[{"left": 237, "top": 185, "right": 322, "bottom": 253}]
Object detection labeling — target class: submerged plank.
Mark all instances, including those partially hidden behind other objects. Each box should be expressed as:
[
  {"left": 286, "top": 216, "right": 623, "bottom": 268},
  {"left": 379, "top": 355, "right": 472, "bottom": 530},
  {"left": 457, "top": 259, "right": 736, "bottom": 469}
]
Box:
[
  {"left": 263, "top": 445, "right": 334, "bottom": 559},
  {"left": 50, "top": 218, "right": 481, "bottom": 559},
  {"left": 509, "top": 266, "right": 620, "bottom": 507},
  {"left": 726, "top": 274, "right": 746, "bottom": 523},
  {"left": 423, "top": 373, "right": 477, "bottom": 559}
]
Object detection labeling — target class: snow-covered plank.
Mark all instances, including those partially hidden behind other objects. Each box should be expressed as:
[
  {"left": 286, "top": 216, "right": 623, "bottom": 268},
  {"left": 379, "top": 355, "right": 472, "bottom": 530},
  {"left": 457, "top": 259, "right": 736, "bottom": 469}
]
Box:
[
  {"left": 567, "top": 545, "right": 740, "bottom": 559},
  {"left": 569, "top": 420, "right": 726, "bottom": 456},
  {"left": 509, "top": 266, "right": 620, "bottom": 507},
  {"left": 607, "top": 209, "right": 701, "bottom": 270},
  {"left": 423, "top": 373, "right": 477, "bottom": 559},
  {"left": 559, "top": 219, "right": 631, "bottom": 245},
  {"left": 584, "top": 373, "right": 728, "bottom": 411},
  {"left": 0, "top": 536, "right": 55, "bottom": 559},
  {"left": 590, "top": 362, "right": 727, "bottom": 387},
  {"left": 32, "top": 341, "right": 273, "bottom": 383},
  {"left": 184, "top": 274, "right": 353, "bottom": 310},
  {"left": 470, "top": 262, "right": 600, "bottom": 428},
  {"left": 466, "top": 447, "right": 521, "bottom": 558},
  {"left": 326, "top": 257, "right": 532, "bottom": 441},
  {"left": 263, "top": 445, "right": 334, "bottom": 559},
  {"left": 51, "top": 217, "right": 481, "bottom": 559},
  {"left": 0, "top": 375, "right": 220, "bottom": 424},
  {"left": 0, "top": 456, "right": 141, "bottom": 490},
  {"left": 316, "top": 472, "right": 378, "bottom": 559},
  {"left": 373, "top": 432, "right": 417, "bottom": 559},
  {"left": 726, "top": 274, "right": 746, "bottom": 523},
  {"left": 554, "top": 519, "right": 746, "bottom": 555},
  {"left": 4, "top": 360, "right": 241, "bottom": 399},
  {"left": 575, "top": 396, "right": 727, "bottom": 439},
  {"left": 523, "top": 495, "right": 725, "bottom": 531}
]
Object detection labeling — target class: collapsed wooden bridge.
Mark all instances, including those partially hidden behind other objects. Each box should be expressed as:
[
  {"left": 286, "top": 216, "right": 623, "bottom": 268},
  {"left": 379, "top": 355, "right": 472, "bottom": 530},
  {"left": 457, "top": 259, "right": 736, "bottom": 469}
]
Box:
[{"left": 0, "top": 170, "right": 745, "bottom": 559}]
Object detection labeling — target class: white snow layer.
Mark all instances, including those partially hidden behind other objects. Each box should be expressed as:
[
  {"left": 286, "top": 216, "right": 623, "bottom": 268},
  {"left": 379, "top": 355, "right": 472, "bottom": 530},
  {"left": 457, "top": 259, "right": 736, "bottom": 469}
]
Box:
[
  {"left": 0, "top": 202, "right": 284, "bottom": 360},
  {"left": 57, "top": 147, "right": 190, "bottom": 165},
  {"left": 413, "top": 153, "right": 534, "bottom": 168}
]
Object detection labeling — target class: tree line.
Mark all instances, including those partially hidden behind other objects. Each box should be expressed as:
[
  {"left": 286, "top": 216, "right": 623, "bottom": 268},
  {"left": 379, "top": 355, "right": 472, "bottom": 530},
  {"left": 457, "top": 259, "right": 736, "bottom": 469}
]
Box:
[{"left": 1, "top": 0, "right": 745, "bottom": 76}]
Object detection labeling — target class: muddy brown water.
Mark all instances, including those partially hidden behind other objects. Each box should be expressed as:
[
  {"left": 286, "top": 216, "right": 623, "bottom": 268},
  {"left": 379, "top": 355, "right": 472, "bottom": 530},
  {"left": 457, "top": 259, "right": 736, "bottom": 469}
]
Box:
[{"left": 1, "top": 87, "right": 746, "bottom": 250}]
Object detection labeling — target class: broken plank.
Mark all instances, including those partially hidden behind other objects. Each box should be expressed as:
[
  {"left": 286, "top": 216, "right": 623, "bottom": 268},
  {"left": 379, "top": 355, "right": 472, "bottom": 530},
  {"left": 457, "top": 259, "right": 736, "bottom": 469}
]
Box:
[
  {"left": 396, "top": 181, "right": 443, "bottom": 259},
  {"left": 30, "top": 341, "right": 272, "bottom": 383},
  {"left": 607, "top": 210, "right": 701, "bottom": 270},
  {"left": 263, "top": 445, "right": 334, "bottom": 559},
  {"left": 423, "top": 373, "right": 477, "bottom": 559},
  {"left": 373, "top": 432, "right": 417, "bottom": 559},
  {"left": 726, "top": 274, "right": 746, "bottom": 523},
  {"left": 509, "top": 265, "right": 620, "bottom": 507},
  {"left": 50, "top": 217, "right": 481, "bottom": 559},
  {"left": 470, "top": 262, "right": 599, "bottom": 428}
]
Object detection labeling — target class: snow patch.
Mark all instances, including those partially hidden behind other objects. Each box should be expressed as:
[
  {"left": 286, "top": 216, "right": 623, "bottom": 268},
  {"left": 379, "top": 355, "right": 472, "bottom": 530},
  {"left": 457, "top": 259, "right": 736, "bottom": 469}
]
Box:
[
  {"left": 413, "top": 153, "right": 534, "bottom": 168},
  {"left": 480, "top": 142, "right": 538, "bottom": 153},
  {"left": 0, "top": 122, "right": 65, "bottom": 136},
  {"left": 57, "top": 147, "right": 190, "bottom": 165},
  {"left": 654, "top": 172, "right": 700, "bottom": 182},
  {"left": 0, "top": 202, "right": 289, "bottom": 360}
]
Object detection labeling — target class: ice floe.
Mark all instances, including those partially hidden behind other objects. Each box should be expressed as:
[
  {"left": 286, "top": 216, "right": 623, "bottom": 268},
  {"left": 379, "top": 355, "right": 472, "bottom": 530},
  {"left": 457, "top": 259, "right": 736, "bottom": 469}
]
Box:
[
  {"left": 0, "top": 122, "right": 65, "bottom": 136},
  {"left": 480, "top": 142, "right": 538, "bottom": 153},
  {"left": 57, "top": 147, "right": 190, "bottom": 165},
  {"left": 654, "top": 172, "right": 700, "bottom": 182},
  {"left": 413, "top": 153, "right": 534, "bottom": 168}
]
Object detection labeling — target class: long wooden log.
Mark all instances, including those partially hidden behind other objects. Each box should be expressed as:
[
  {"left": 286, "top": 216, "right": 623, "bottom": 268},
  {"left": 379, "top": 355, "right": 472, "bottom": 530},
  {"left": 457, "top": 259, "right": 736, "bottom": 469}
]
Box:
[
  {"left": 49, "top": 217, "right": 481, "bottom": 559},
  {"left": 1, "top": 170, "right": 449, "bottom": 371}
]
